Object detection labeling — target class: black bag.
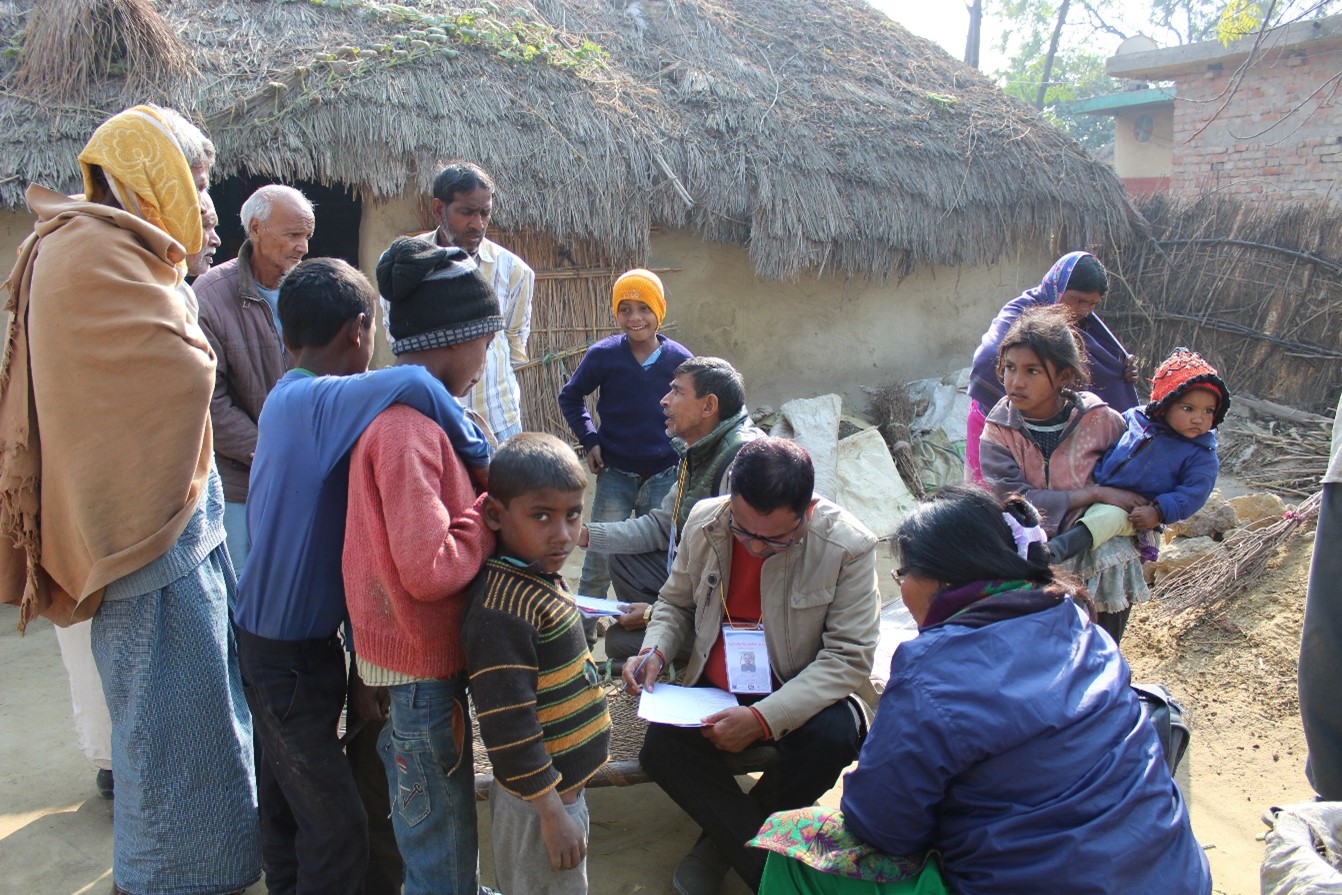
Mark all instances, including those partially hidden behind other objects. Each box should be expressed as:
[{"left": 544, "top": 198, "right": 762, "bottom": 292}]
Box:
[{"left": 1132, "top": 683, "right": 1191, "bottom": 775}]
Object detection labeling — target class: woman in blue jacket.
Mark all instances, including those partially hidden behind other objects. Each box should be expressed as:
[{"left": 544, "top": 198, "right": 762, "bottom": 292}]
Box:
[{"left": 750, "top": 486, "right": 1211, "bottom": 895}]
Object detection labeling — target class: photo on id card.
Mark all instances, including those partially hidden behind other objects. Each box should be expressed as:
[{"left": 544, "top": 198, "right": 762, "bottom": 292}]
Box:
[{"left": 723, "top": 626, "right": 772, "bottom": 694}]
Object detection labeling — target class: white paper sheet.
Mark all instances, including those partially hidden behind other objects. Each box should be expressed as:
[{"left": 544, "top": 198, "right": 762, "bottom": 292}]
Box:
[
  {"left": 637, "top": 684, "right": 739, "bottom": 727},
  {"left": 574, "top": 595, "right": 624, "bottom": 617}
]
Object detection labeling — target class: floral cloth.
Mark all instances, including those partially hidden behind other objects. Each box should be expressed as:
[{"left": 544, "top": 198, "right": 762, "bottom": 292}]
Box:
[{"left": 748, "top": 807, "right": 935, "bottom": 884}]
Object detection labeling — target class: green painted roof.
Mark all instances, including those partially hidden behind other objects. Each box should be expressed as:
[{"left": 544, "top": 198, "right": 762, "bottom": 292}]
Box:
[{"left": 1067, "top": 87, "right": 1176, "bottom": 116}]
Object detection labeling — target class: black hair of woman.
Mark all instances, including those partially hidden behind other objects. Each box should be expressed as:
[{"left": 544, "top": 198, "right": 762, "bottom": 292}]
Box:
[
  {"left": 895, "top": 484, "right": 1094, "bottom": 616},
  {"left": 1065, "top": 254, "right": 1108, "bottom": 296}
]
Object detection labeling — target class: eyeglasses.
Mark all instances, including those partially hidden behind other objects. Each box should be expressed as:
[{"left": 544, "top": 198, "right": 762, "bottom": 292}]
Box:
[
  {"left": 891, "top": 566, "right": 911, "bottom": 585},
  {"left": 726, "top": 511, "right": 806, "bottom": 551}
]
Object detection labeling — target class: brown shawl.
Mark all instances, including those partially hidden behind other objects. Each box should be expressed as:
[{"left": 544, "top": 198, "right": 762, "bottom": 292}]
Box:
[{"left": 0, "top": 185, "right": 215, "bottom": 630}]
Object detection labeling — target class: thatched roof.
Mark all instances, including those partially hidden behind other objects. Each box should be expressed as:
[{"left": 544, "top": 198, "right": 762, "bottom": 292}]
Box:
[{"left": 0, "top": 0, "right": 1134, "bottom": 279}]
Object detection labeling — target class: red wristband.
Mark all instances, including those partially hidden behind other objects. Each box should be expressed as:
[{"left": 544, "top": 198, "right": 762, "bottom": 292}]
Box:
[{"left": 748, "top": 706, "right": 772, "bottom": 741}]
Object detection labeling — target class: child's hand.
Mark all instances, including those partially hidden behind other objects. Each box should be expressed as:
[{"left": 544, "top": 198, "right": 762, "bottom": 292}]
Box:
[
  {"left": 468, "top": 464, "right": 489, "bottom": 494},
  {"left": 585, "top": 445, "right": 604, "bottom": 473},
  {"left": 537, "top": 791, "right": 586, "bottom": 871},
  {"left": 1128, "top": 505, "right": 1161, "bottom": 531}
]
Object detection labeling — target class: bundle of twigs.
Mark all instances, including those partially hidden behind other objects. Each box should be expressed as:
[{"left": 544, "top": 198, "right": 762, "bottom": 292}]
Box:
[
  {"left": 863, "top": 378, "right": 928, "bottom": 499},
  {"left": 1155, "top": 491, "right": 1321, "bottom": 617},
  {"left": 1216, "top": 397, "right": 1332, "bottom": 498}
]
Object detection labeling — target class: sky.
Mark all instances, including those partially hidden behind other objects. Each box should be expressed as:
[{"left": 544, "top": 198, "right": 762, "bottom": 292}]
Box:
[{"left": 866, "top": 1, "right": 1165, "bottom": 76}]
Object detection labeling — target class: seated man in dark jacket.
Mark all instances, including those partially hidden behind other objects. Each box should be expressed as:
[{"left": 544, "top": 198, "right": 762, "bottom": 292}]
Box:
[{"left": 580, "top": 356, "right": 761, "bottom": 668}]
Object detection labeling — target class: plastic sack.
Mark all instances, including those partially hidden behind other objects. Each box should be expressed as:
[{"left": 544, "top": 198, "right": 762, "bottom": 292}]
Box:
[
  {"left": 771, "top": 394, "right": 841, "bottom": 500},
  {"left": 1262, "top": 801, "right": 1342, "bottom": 894},
  {"left": 836, "top": 428, "right": 917, "bottom": 539}
]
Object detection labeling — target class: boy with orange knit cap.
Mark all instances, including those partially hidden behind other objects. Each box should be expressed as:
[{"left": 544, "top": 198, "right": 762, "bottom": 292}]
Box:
[
  {"left": 557, "top": 269, "right": 692, "bottom": 627},
  {"left": 1046, "top": 347, "right": 1228, "bottom": 565}
]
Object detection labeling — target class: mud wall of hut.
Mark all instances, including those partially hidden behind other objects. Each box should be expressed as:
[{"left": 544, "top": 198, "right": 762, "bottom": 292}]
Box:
[{"left": 359, "top": 197, "right": 1060, "bottom": 439}]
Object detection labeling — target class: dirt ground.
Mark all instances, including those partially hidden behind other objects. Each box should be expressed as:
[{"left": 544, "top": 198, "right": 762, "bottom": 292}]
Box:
[
  {"left": 0, "top": 528, "right": 1319, "bottom": 895},
  {"left": 1123, "top": 529, "right": 1318, "bottom": 895}
]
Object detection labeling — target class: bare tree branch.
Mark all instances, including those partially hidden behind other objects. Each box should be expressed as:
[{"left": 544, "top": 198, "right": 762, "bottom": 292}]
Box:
[
  {"left": 1186, "top": 0, "right": 1280, "bottom": 141},
  {"left": 1078, "top": 2, "right": 1131, "bottom": 43},
  {"left": 1035, "top": 0, "right": 1071, "bottom": 109}
]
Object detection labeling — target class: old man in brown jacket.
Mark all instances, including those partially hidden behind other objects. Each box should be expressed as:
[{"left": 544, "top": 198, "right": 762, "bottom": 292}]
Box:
[{"left": 194, "top": 183, "right": 311, "bottom": 567}]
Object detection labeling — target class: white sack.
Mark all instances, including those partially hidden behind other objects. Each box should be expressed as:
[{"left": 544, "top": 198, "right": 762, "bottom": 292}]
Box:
[
  {"left": 836, "top": 428, "right": 916, "bottom": 539},
  {"left": 1262, "top": 801, "right": 1342, "bottom": 894},
  {"left": 771, "top": 394, "right": 841, "bottom": 500}
]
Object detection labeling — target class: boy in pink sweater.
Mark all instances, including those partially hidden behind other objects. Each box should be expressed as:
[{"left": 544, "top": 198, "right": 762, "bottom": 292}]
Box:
[{"left": 343, "top": 236, "right": 502, "bottom": 895}]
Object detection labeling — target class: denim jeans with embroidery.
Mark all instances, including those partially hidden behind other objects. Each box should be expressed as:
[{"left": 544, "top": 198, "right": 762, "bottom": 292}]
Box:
[
  {"left": 577, "top": 464, "right": 676, "bottom": 598},
  {"left": 379, "top": 676, "right": 481, "bottom": 895}
]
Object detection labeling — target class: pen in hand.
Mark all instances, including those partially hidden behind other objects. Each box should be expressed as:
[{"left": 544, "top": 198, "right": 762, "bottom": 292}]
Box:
[{"left": 623, "top": 649, "right": 661, "bottom": 694}]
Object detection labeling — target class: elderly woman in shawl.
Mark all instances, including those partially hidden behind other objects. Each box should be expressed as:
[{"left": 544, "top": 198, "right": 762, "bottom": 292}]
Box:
[
  {"left": 0, "top": 107, "right": 260, "bottom": 895},
  {"left": 964, "top": 251, "right": 1139, "bottom": 484}
]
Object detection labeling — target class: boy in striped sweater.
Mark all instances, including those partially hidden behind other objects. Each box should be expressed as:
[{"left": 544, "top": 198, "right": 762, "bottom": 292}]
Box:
[{"left": 464, "top": 433, "right": 612, "bottom": 894}]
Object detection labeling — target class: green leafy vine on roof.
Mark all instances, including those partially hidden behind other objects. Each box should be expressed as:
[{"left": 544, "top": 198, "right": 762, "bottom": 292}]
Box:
[
  {"left": 2, "top": 28, "right": 24, "bottom": 59},
  {"left": 295, "top": 0, "right": 606, "bottom": 72}
]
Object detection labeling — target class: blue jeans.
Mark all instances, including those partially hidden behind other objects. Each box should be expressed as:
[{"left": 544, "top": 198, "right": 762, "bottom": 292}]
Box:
[
  {"left": 578, "top": 464, "right": 676, "bottom": 598},
  {"left": 380, "top": 677, "right": 480, "bottom": 895}
]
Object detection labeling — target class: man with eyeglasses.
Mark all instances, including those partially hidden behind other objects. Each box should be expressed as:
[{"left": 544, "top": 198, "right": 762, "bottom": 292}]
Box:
[
  {"left": 581, "top": 356, "right": 762, "bottom": 669},
  {"left": 622, "top": 437, "right": 880, "bottom": 895}
]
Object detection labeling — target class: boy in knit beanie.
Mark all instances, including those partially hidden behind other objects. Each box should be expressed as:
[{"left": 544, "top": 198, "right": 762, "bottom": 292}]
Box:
[
  {"left": 556, "top": 269, "right": 692, "bottom": 638},
  {"left": 342, "top": 236, "right": 504, "bottom": 895},
  {"left": 1046, "top": 347, "right": 1228, "bottom": 565}
]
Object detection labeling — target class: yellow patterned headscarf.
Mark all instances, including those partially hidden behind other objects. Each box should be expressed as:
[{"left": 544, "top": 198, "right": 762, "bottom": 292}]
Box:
[{"left": 78, "top": 105, "right": 202, "bottom": 255}]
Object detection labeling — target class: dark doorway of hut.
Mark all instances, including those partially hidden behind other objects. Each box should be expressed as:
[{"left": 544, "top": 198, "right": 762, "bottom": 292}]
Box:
[{"left": 205, "top": 176, "right": 362, "bottom": 272}]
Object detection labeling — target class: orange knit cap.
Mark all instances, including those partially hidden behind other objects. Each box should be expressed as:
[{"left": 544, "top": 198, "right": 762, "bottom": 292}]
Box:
[
  {"left": 611, "top": 268, "right": 666, "bottom": 325},
  {"left": 1146, "top": 348, "right": 1230, "bottom": 428}
]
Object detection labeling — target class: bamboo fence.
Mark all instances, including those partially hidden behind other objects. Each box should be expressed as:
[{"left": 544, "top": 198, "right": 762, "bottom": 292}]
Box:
[{"left": 1107, "top": 193, "right": 1342, "bottom": 417}]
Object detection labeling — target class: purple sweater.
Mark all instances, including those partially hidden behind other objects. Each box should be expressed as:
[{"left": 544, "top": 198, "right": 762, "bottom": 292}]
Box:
[{"left": 558, "top": 333, "right": 693, "bottom": 477}]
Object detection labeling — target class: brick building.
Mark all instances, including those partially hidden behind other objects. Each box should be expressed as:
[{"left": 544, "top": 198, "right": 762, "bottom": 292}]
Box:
[{"left": 1082, "top": 15, "right": 1342, "bottom": 199}]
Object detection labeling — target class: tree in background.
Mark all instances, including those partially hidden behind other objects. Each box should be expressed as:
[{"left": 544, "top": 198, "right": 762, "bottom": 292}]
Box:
[
  {"left": 993, "top": 0, "right": 1124, "bottom": 150},
  {"left": 1216, "top": 0, "right": 1341, "bottom": 40}
]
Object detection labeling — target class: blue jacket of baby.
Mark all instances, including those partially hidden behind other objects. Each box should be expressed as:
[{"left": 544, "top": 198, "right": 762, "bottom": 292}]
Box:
[{"left": 1092, "top": 407, "right": 1219, "bottom": 525}]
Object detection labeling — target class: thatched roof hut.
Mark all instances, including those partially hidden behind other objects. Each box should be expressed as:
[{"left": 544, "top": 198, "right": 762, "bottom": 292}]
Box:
[
  {"left": 0, "top": 0, "right": 1130, "bottom": 278},
  {"left": 0, "top": 0, "right": 1137, "bottom": 417}
]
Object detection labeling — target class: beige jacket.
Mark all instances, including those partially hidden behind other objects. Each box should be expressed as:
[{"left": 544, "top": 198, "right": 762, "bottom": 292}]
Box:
[{"left": 642, "top": 495, "right": 880, "bottom": 738}]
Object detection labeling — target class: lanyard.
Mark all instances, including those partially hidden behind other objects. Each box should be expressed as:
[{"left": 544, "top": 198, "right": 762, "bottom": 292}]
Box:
[{"left": 667, "top": 459, "right": 690, "bottom": 544}]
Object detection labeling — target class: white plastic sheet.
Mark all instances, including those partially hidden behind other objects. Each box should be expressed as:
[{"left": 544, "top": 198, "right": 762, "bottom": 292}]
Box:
[
  {"left": 771, "top": 394, "right": 842, "bottom": 500},
  {"left": 906, "top": 368, "right": 973, "bottom": 490},
  {"left": 836, "top": 428, "right": 917, "bottom": 538}
]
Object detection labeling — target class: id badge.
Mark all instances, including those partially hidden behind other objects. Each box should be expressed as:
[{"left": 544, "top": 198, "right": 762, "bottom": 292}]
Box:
[{"left": 723, "top": 626, "right": 772, "bottom": 695}]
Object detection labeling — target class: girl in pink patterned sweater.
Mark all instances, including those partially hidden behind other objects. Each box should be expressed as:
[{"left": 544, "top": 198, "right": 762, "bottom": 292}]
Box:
[{"left": 979, "top": 306, "right": 1150, "bottom": 645}]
